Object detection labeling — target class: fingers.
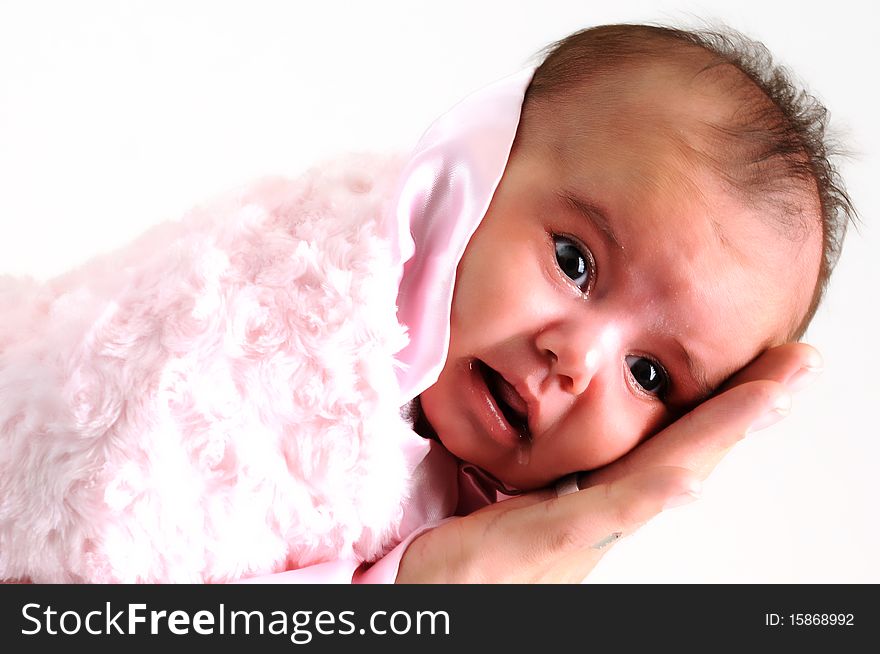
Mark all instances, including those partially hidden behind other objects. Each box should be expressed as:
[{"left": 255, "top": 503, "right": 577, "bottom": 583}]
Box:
[
  {"left": 501, "top": 466, "right": 700, "bottom": 582},
  {"left": 583, "top": 379, "right": 791, "bottom": 487},
  {"left": 721, "top": 342, "right": 823, "bottom": 392}
]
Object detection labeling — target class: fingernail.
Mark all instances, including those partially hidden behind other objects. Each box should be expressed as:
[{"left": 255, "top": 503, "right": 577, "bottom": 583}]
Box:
[
  {"left": 747, "top": 392, "right": 792, "bottom": 433},
  {"left": 786, "top": 364, "right": 823, "bottom": 393},
  {"left": 663, "top": 479, "right": 702, "bottom": 510}
]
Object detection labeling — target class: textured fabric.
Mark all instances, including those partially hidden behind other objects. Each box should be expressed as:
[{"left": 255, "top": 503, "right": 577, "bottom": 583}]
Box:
[{"left": 0, "top": 155, "right": 423, "bottom": 582}]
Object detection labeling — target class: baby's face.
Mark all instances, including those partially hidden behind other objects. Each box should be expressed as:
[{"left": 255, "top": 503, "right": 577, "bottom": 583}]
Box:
[{"left": 419, "top": 77, "right": 822, "bottom": 491}]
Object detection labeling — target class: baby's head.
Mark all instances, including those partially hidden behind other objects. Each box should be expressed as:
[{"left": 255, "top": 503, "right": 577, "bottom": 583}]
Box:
[{"left": 418, "top": 24, "right": 855, "bottom": 490}]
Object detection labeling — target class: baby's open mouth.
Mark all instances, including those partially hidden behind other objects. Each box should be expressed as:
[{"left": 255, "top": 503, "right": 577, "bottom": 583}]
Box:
[{"left": 476, "top": 360, "right": 531, "bottom": 441}]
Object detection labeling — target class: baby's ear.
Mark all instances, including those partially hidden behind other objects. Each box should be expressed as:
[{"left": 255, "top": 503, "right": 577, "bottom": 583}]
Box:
[{"left": 720, "top": 342, "right": 822, "bottom": 393}]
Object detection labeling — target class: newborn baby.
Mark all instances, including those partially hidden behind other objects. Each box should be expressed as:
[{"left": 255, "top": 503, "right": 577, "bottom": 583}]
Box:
[
  {"left": 0, "top": 24, "right": 851, "bottom": 583},
  {"left": 418, "top": 25, "right": 849, "bottom": 492}
]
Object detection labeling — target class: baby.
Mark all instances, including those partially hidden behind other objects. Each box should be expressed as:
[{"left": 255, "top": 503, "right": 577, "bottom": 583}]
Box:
[
  {"left": 417, "top": 24, "right": 852, "bottom": 493},
  {"left": 0, "top": 24, "right": 852, "bottom": 583}
]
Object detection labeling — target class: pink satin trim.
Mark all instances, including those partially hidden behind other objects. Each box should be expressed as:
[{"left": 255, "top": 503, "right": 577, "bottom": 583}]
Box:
[{"left": 393, "top": 67, "right": 536, "bottom": 403}]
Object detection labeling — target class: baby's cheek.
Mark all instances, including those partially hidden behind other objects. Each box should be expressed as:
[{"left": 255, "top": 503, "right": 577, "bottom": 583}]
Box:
[
  {"left": 448, "top": 277, "right": 510, "bottom": 350},
  {"left": 588, "top": 428, "right": 643, "bottom": 469},
  {"left": 564, "top": 405, "right": 666, "bottom": 472}
]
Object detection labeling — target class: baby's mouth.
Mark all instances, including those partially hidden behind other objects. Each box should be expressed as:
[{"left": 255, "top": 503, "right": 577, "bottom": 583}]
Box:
[{"left": 476, "top": 360, "right": 531, "bottom": 441}]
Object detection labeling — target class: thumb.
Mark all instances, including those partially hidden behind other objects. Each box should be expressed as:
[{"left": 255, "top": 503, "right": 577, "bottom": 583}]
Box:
[
  {"left": 497, "top": 466, "right": 701, "bottom": 583},
  {"left": 531, "top": 465, "right": 702, "bottom": 547}
]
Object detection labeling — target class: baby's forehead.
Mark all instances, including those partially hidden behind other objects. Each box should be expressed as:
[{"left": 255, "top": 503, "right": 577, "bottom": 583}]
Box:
[
  {"left": 549, "top": 58, "right": 744, "bottom": 150},
  {"left": 537, "top": 59, "right": 820, "bottom": 232}
]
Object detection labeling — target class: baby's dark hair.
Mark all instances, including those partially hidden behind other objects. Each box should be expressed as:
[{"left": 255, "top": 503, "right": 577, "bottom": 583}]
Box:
[{"left": 520, "top": 23, "right": 855, "bottom": 340}]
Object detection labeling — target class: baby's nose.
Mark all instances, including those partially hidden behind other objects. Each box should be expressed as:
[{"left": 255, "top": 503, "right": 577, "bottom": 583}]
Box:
[{"left": 536, "top": 322, "right": 618, "bottom": 396}]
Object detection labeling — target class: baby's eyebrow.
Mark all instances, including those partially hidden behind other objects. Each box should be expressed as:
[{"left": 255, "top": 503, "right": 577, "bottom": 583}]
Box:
[
  {"left": 557, "top": 190, "right": 624, "bottom": 251},
  {"left": 673, "top": 336, "right": 715, "bottom": 403}
]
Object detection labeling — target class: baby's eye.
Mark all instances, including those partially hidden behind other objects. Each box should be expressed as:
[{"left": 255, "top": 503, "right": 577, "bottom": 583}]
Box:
[
  {"left": 553, "top": 235, "right": 594, "bottom": 293},
  {"left": 625, "top": 355, "right": 669, "bottom": 398}
]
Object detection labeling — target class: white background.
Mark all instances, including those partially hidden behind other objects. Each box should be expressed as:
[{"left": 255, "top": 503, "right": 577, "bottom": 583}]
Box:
[{"left": 1, "top": 0, "right": 877, "bottom": 583}]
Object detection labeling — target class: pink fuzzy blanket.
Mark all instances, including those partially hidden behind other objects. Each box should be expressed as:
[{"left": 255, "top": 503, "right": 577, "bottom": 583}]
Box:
[{"left": 0, "top": 153, "right": 424, "bottom": 582}]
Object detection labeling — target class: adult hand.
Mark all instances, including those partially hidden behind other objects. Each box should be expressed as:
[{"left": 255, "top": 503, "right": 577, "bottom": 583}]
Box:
[
  {"left": 395, "top": 343, "right": 820, "bottom": 583},
  {"left": 395, "top": 464, "right": 700, "bottom": 583}
]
